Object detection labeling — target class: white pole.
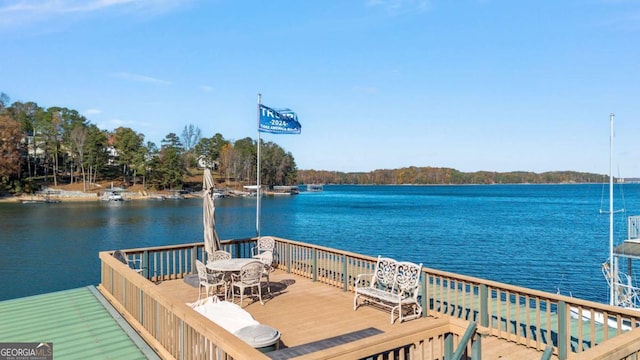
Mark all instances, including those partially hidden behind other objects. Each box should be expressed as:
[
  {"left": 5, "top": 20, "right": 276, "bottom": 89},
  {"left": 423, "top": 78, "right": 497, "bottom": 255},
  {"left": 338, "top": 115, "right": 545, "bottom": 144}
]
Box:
[
  {"left": 609, "top": 112, "right": 615, "bottom": 306},
  {"left": 256, "top": 94, "right": 262, "bottom": 238}
]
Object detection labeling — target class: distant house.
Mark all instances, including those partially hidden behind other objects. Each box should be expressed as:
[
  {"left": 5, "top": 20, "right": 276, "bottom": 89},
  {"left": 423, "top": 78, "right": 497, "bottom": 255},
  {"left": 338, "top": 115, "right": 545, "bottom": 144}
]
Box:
[
  {"left": 106, "top": 134, "right": 118, "bottom": 166},
  {"left": 22, "top": 132, "right": 46, "bottom": 158}
]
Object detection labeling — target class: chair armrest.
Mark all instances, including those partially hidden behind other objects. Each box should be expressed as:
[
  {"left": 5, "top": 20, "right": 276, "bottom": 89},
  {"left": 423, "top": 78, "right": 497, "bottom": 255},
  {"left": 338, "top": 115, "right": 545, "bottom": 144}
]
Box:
[{"left": 354, "top": 273, "right": 373, "bottom": 288}]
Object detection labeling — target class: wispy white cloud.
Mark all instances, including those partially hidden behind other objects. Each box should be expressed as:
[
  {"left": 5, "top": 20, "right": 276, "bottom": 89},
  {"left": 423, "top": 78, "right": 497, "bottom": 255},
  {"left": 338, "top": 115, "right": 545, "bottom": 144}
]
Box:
[
  {"left": 84, "top": 108, "right": 102, "bottom": 115},
  {"left": 2, "top": 0, "right": 139, "bottom": 15},
  {"left": 200, "top": 85, "right": 214, "bottom": 92},
  {"left": 99, "top": 117, "right": 152, "bottom": 130},
  {"left": 366, "top": 0, "right": 431, "bottom": 15},
  {"left": 108, "top": 72, "right": 172, "bottom": 85},
  {"left": 0, "top": 0, "right": 192, "bottom": 29}
]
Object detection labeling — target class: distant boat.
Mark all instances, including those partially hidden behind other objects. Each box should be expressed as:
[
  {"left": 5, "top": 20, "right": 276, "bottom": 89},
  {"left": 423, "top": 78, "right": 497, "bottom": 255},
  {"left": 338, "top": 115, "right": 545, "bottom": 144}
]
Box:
[
  {"left": 21, "top": 199, "right": 59, "bottom": 204},
  {"left": 600, "top": 216, "right": 640, "bottom": 314},
  {"left": 242, "top": 185, "right": 261, "bottom": 197},
  {"left": 213, "top": 189, "right": 227, "bottom": 198},
  {"left": 269, "top": 186, "right": 299, "bottom": 196},
  {"left": 600, "top": 114, "right": 640, "bottom": 313},
  {"left": 166, "top": 190, "right": 185, "bottom": 200},
  {"left": 306, "top": 184, "right": 323, "bottom": 192},
  {"left": 102, "top": 190, "right": 124, "bottom": 201},
  {"left": 21, "top": 191, "right": 60, "bottom": 204},
  {"left": 569, "top": 114, "right": 640, "bottom": 330}
]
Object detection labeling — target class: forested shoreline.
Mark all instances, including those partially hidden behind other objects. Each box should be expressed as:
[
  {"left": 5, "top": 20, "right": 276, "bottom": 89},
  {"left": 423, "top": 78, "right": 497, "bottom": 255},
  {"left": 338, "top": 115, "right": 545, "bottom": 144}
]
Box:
[
  {"left": 0, "top": 93, "right": 297, "bottom": 194},
  {"left": 1, "top": 92, "right": 620, "bottom": 195},
  {"left": 297, "top": 168, "right": 612, "bottom": 185}
]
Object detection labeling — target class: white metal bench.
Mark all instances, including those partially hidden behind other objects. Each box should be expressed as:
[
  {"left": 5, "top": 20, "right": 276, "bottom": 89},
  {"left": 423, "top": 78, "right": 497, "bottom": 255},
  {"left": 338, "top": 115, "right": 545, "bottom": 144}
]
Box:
[{"left": 353, "top": 256, "right": 423, "bottom": 324}]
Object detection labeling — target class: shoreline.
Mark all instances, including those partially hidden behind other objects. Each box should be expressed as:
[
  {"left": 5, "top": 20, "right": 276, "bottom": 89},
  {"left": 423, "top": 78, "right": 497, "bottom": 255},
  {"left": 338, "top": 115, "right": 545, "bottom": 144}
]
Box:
[{"left": 0, "top": 192, "right": 199, "bottom": 203}]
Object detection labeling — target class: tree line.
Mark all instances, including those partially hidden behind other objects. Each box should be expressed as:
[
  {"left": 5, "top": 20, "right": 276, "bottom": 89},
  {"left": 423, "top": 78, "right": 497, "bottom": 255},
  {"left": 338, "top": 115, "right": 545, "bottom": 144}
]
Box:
[
  {"left": 1, "top": 92, "right": 609, "bottom": 194},
  {"left": 0, "top": 93, "right": 298, "bottom": 194},
  {"left": 297, "top": 167, "right": 608, "bottom": 185}
]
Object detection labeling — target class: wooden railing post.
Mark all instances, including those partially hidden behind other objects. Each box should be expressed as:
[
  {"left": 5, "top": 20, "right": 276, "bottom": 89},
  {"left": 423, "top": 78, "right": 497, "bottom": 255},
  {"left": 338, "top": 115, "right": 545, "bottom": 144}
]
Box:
[
  {"left": 109, "top": 266, "right": 114, "bottom": 295},
  {"left": 480, "top": 284, "right": 489, "bottom": 327},
  {"left": 142, "top": 250, "right": 149, "bottom": 279},
  {"left": 139, "top": 286, "right": 144, "bottom": 326},
  {"left": 180, "top": 319, "right": 185, "bottom": 360},
  {"left": 286, "top": 243, "right": 291, "bottom": 273},
  {"left": 343, "top": 255, "right": 348, "bottom": 291},
  {"left": 312, "top": 249, "right": 318, "bottom": 282},
  {"left": 557, "top": 300, "right": 568, "bottom": 360},
  {"left": 191, "top": 245, "right": 198, "bottom": 273},
  {"left": 156, "top": 301, "right": 161, "bottom": 346},
  {"left": 234, "top": 241, "right": 241, "bottom": 258},
  {"left": 421, "top": 274, "right": 428, "bottom": 318}
]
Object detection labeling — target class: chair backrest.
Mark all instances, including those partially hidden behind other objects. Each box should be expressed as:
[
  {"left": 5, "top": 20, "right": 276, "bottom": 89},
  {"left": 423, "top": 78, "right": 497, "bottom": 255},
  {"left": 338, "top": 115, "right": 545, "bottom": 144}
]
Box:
[
  {"left": 259, "top": 250, "right": 274, "bottom": 267},
  {"left": 371, "top": 256, "right": 398, "bottom": 290},
  {"left": 113, "top": 250, "right": 129, "bottom": 265},
  {"left": 395, "top": 261, "right": 422, "bottom": 297},
  {"left": 240, "top": 261, "right": 264, "bottom": 285},
  {"left": 210, "top": 250, "right": 231, "bottom": 262},
  {"left": 195, "top": 260, "right": 208, "bottom": 281},
  {"left": 256, "top": 236, "right": 275, "bottom": 252}
]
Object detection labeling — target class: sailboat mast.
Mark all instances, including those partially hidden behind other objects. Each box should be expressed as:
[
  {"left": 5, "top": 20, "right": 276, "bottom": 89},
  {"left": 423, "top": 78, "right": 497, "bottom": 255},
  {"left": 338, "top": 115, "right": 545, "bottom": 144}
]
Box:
[{"left": 609, "top": 112, "right": 615, "bottom": 306}]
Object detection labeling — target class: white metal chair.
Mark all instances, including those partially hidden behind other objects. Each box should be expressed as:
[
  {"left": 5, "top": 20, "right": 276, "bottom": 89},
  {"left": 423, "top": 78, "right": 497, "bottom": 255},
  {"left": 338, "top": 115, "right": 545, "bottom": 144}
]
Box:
[
  {"left": 195, "top": 260, "right": 227, "bottom": 301},
  {"left": 230, "top": 261, "right": 265, "bottom": 306},
  {"left": 252, "top": 236, "right": 275, "bottom": 259},
  {"left": 258, "top": 250, "right": 274, "bottom": 293},
  {"left": 113, "top": 250, "right": 144, "bottom": 274},
  {"left": 393, "top": 261, "right": 423, "bottom": 323},
  {"left": 207, "top": 250, "right": 231, "bottom": 265}
]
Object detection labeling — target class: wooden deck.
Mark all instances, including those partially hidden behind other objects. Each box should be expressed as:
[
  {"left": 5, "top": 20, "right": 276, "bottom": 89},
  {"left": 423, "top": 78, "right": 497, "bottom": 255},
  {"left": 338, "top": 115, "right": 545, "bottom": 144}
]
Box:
[{"left": 156, "top": 269, "right": 555, "bottom": 359}]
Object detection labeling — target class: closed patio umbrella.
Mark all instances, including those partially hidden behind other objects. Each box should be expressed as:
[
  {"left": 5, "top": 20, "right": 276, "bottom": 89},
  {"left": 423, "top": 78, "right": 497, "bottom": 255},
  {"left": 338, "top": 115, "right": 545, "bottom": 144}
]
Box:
[{"left": 203, "top": 168, "right": 221, "bottom": 257}]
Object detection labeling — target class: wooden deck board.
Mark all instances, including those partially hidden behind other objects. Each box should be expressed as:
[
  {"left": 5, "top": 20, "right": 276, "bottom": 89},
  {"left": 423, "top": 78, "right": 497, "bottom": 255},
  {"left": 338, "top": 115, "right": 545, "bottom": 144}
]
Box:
[{"left": 156, "top": 269, "right": 555, "bottom": 359}]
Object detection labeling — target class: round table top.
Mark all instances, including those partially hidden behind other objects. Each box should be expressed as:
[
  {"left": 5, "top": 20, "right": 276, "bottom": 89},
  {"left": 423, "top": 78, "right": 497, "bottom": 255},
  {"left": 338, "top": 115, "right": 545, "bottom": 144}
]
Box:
[{"left": 206, "top": 258, "right": 259, "bottom": 272}]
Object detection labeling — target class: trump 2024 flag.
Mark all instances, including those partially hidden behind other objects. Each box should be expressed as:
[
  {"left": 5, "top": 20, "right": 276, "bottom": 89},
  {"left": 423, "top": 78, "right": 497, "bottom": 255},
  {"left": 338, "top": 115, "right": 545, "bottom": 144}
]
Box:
[{"left": 259, "top": 104, "right": 301, "bottom": 134}]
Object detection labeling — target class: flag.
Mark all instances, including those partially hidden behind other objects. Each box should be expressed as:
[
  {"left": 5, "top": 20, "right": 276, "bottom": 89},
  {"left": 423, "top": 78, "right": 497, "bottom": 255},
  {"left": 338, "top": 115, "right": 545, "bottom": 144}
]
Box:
[{"left": 259, "top": 104, "right": 301, "bottom": 134}]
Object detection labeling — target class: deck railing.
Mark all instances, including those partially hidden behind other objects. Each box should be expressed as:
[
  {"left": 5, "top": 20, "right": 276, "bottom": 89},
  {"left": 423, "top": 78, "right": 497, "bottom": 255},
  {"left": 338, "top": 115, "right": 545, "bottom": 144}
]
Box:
[
  {"left": 99, "top": 239, "right": 476, "bottom": 359},
  {"left": 99, "top": 237, "right": 640, "bottom": 360}
]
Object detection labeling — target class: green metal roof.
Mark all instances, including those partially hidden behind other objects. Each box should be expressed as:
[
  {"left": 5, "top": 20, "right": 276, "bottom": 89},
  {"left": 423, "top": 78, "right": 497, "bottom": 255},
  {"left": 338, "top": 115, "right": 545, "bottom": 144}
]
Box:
[{"left": 0, "top": 286, "right": 159, "bottom": 360}]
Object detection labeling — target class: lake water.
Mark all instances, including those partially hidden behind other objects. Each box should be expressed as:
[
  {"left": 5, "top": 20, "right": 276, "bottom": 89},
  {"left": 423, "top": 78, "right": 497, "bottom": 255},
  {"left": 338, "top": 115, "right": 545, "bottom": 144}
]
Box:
[{"left": 1, "top": 184, "right": 639, "bottom": 303}]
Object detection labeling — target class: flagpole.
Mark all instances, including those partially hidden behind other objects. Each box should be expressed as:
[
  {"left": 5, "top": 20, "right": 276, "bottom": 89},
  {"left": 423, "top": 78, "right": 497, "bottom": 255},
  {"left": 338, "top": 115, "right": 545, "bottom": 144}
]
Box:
[{"left": 256, "top": 93, "right": 262, "bottom": 238}]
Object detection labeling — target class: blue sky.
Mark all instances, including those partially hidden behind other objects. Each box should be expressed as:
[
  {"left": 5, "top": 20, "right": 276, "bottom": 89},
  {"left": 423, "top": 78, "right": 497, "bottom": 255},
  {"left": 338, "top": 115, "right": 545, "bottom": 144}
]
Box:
[{"left": 1, "top": 0, "right": 639, "bottom": 176}]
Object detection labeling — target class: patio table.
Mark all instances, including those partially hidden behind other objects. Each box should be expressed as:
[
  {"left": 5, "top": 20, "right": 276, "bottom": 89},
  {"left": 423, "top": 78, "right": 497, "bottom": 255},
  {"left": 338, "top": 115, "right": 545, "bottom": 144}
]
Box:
[
  {"left": 207, "top": 258, "right": 261, "bottom": 300},
  {"left": 206, "top": 258, "right": 257, "bottom": 272}
]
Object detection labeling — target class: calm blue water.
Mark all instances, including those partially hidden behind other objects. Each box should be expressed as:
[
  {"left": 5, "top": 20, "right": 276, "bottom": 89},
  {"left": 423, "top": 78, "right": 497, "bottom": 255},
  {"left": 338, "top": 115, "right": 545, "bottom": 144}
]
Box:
[{"left": 1, "top": 184, "right": 639, "bottom": 303}]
